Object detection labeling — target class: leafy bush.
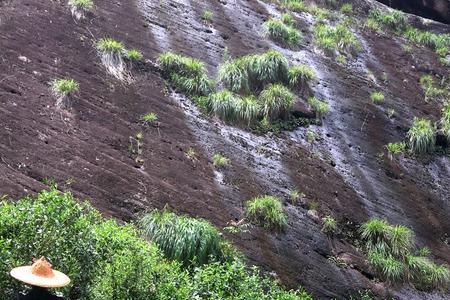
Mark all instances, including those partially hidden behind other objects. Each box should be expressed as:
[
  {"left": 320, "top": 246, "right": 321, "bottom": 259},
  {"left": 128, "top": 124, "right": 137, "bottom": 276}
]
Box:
[
  {"left": 212, "top": 153, "right": 230, "bottom": 167},
  {"left": 0, "top": 188, "right": 313, "bottom": 300},
  {"left": 158, "top": 52, "right": 212, "bottom": 96},
  {"left": 314, "top": 23, "right": 360, "bottom": 55},
  {"left": 406, "top": 117, "right": 435, "bottom": 155},
  {"left": 262, "top": 18, "right": 301, "bottom": 47},
  {"left": 288, "top": 65, "right": 315, "bottom": 88},
  {"left": 259, "top": 84, "right": 295, "bottom": 120},
  {"left": 139, "top": 209, "right": 233, "bottom": 267},
  {"left": 125, "top": 49, "right": 143, "bottom": 61},
  {"left": 440, "top": 102, "right": 450, "bottom": 140},
  {"left": 370, "top": 91, "right": 384, "bottom": 104},
  {"left": 321, "top": 215, "right": 337, "bottom": 235},
  {"left": 360, "top": 219, "right": 450, "bottom": 290},
  {"left": 245, "top": 196, "right": 287, "bottom": 230},
  {"left": 51, "top": 78, "right": 79, "bottom": 97}
]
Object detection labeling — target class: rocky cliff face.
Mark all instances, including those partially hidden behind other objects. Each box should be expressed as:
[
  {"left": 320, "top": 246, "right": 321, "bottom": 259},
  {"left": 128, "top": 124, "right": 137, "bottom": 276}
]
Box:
[
  {"left": 377, "top": 0, "right": 450, "bottom": 24},
  {"left": 0, "top": 0, "right": 449, "bottom": 299}
]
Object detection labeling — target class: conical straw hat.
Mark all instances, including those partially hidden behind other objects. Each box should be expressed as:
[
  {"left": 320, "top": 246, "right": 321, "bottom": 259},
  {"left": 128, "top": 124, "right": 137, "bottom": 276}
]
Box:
[{"left": 10, "top": 257, "right": 70, "bottom": 288}]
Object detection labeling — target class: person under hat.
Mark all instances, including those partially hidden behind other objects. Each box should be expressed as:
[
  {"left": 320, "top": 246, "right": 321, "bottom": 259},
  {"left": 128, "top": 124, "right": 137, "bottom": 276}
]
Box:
[{"left": 10, "top": 257, "right": 70, "bottom": 300}]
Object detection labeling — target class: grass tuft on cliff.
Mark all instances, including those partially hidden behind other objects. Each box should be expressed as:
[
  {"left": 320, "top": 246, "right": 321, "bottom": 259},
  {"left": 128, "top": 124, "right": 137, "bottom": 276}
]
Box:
[
  {"left": 262, "top": 18, "right": 301, "bottom": 47},
  {"left": 406, "top": 117, "right": 435, "bottom": 155},
  {"left": 245, "top": 195, "right": 287, "bottom": 230}
]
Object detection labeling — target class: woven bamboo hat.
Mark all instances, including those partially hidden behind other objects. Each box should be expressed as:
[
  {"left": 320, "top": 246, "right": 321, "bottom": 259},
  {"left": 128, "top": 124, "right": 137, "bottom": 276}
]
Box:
[{"left": 10, "top": 257, "right": 70, "bottom": 288}]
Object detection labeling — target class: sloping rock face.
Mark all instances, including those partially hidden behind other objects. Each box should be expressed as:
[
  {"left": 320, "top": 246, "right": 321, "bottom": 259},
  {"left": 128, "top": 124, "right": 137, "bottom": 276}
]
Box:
[
  {"left": 0, "top": 0, "right": 449, "bottom": 299},
  {"left": 377, "top": 0, "right": 450, "bottom": 24}
]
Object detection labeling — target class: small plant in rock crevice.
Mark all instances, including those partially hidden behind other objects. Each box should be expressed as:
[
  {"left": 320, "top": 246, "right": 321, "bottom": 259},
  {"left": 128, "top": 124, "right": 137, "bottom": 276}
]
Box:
[
  {"left": 50, "top": 78, "right": 79, "bottom": 109},
  {"left": 313, "top": 22, "right": 360, "bottom": 57},
  {"left": 308, "top": 96, "right": 329, "bottom": 120},
  {"left": 69, "top": 0, "right": 93, "bottom": 19},
  {"left": 212, "top": 153, "right": 230, "bottom": 168},
  {"left": 321, "top": 215, "right": 337, "bottom": 235},
  {"left": 245, "top": 195, "right": 287, "bottom": 230},
  {"left": 288, "top": 65, "right": 315, "bottom": 88},
  {"left": 385, "top": 142, "right": 405, "bottom": 161},
  {"left": 370, "top": 91, "right": 385, "bottom": 104},
  {"left": 202, "top": 10, "right": 213, "bottom": 23},
  {"left": 419, "top": 75, "right": 447, "bottom": 102},
  {"left": 289, "top": 189, "right": 304, "bottom": 204},
  {"left": 140, "top": 112, "right": 158, "bottom": 126},
  {"left": 440, "top": 102, "right": 450, "bottom": 140},
  {"left": 406, "top": 117, "right": 435, "bottom": 155},
  {"left": 96, "top": 38, "right": 128, "bottom": 81},
  {"left": 125, "top": 49, "right": 143, "bottom": 61},
  {"left": 185, "top": 147, "right": 197, "bottom": 161}
]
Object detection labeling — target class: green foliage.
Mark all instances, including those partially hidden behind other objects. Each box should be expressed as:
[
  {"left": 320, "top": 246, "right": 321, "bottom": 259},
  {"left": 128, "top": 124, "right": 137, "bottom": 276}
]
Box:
[
  {"left": 404, "top": 27, "right": 450, "bottom": 59},
  {"left": 262, "top": 18, "right": 301, "bottom": 47},
  {"left": 217, "top": 58, "right": 250, "bottom": 93},
  {"left": 69, "top": 0, "right": 93, "bottom": 11},
  {"left": 440, "top": 102, "right": 450, "bottom": 139},
  {"left": 259, "top": 84, "right": 295, "bottom": 120},
  {"left": 385, "top": 142, "right": 405, "bottom": 160},
  {"left": 96, "top": 38, "right": 124, "bottom": 53},
  {"left": 140, "top": 112, "right": 158, "bottom": 124},
  {"left": 340, "top": 3, "right": 352, "bottom": 14},
  {"left": 158, "top": 52, "right": 212, "bottom": 96},
  {"left": 419, "top": 75, "right": 447, "bottom": 101},
  {"left": 361, "top": 219, "right": 450, "bottom": 290},
  {"left": 321, "top": 215, "right": 337, "bottom": 235},
  {"left": 207, "top": 90, "right": 240, "bottom": 122},
  {"left": 51, "top": 78, "right": 79, "bottom": 97},
  {"left": 125, "top": 49, "right": 143, "bottom": 61},
  {"left": 281, "top": 12, "right": 296, "bottom": 26},
  {"left": 289, "top": 189, "right": 304, "bottom": 204},
  {"left": 280, "top": 0, "right": 308, "bottom": 12},
  {"left": 406, "top": 117, "right": 435, "bottom": 155},
  {"left": 308, "top": 97, "right": 329, "bottom": 119},
  {"left": 202, "top": 10, "right": 213, "bottom": 22},
  {"left": 288, "top": 65, "right": 315, "bottom": 88},
  {"left": 139, "top": 209, "right": 232, "bottom": 267},
  {"left": 235, "top": 95, "right": 262, "bottom": 124},
  {"left": 367, "top": 9, "right": 407, "bottom": 31},
  {"left": 370, "top": 91, "right": 384, "bottom": 104},
  {"left": 212, "top": 153, "right": 230, "bottom": 167},
  {"left": 245, "top": 196, "right": 287, "bottom": 230},
  {"left": 313, "top": 22, "right": 360, "bottom": 55}
]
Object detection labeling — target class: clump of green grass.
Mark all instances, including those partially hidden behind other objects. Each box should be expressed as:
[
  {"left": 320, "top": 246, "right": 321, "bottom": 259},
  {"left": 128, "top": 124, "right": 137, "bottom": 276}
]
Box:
[
  {"left": 385, "top": 142, "right": 405, "bottom": 161},
  {"left": 308, "top": 97, "right": 329, "bottom": 120},
  {"left": 367, "top": 9, "right": 408, "bottom": 31},
  {"left": 207, "top": 90, "right": 239, "bottom": 122},
  {"left": 125, "top": 49, "right": 143, "bottom": 61},
  {"left": 404, "top": 27, "right": 450, "bottom": 60},
  {"left": 340, "top": 3, "right": 352, "bottom": 15},
  {"left": 370, "top": 91, "right": 385, "bottom": 104},
  {"left": 51, "top": 78, "right": 79, "bottom": 108},
  {"left": 202, "top": 10, "right": 213, "bottom": 22},
  {"left": 96, "top": 38, "right": 128, "bottom": 80},
  {"left": 313, "top": 22, "right": 360, "bottom": 56},
  {"left": 245, "top": 195, "right": 287, "bottom": 230},
  {"left": 212, "top": 153, "right": 230, "bottom": 168},
  {"left": 97, "top": 38, "right": 124, "bottom": 53},
  {"left": 440, "top": 102, "right": 450, "bottom": 140},
  {"left": 69, "top": 0, "right": 93, "bottom": 19},
  {"left": 406, "top": 117, "right": 435, "bottom": 155},
  {"left": 281, "top": 12, "right": 296, "bottom": 26},
  {"left": 235, "top": 95, "right": 262, "bottom": 125},
  {"left": 217, "top": 58, "right": 250, "bottom": 93},
  {"left": 259, "top": 84, "right": 294, "bottom": 120},
  {"left": 262, "top": 18, "right": 301, "bottom": 47},
  {"left": 281, "top": 0, "right": 308, "bottom": 12},
  {"left": 140, "top": 112, "right": 158, "bottom": 125},
  {"left": 288, "top": 189, "right": 304, "bottom": 204},
  {"left": 321, "top": 215, "right": 337, "bottom": 235},
  {"left": 361, "top": 219, "right": 450, "bottom": 290},
  {"left": 139, "top": 209, "right": 231, "bottom": 267},
  {"left": 288, "top": 65, "right": 315, "bottom": 88},
  {"left": 158, "top": 52, "right": 212, "bottom": 96},
  {"left": 419, "top": 75, "right": 447, "bottom": 101}
]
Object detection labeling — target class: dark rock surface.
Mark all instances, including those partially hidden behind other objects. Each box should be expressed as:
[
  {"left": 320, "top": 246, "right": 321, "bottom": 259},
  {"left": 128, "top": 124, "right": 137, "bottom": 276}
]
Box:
[
  {"left": 377, "top": 0, "right": 450, "bottom": 24},
  {"left": 0, "top": 0, "right": 449, "bottom": 299}
]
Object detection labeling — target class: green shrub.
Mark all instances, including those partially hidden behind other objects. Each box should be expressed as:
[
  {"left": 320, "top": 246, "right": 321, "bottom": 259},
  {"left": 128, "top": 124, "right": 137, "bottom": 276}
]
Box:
[
  {"left": 69, "top": 0, "right": 93, "bottom": 11},
  {"left": 207, "top": 90, "right": 239, "bottom": 121},
  {"left": 321, "top": 215, "right": 337, "bottom": 235},
  {"left": 281, "top": 0, "right": 308, "bottom": 12},
  {"left": 281, "top": 12, "right": 296, "bottom": 26},
  {"left": 235, "top": 95, "right": 262, "bottom": 124},
  {"left": 361, "top": 219, "right": 450, "bottom": 290},
  {"left": 245, "top": 195, "right": 287, "bottom": 230},
  {"left": 262, "top": 18, "right": 301, "bottom": 47},
  {"left": 314, "top": 23, "right": 360, "bottom": 55},
  {"left": 202, "top": 10, "right": 213, "bottom": 22},
  {"left": 217, "top": 58, "right": 250, "bottom": 93},
  {"left": 308, "top": 97, "right": 329, "bottom": 119},
  {"left": 406, "top": 117, "right": 435, "bottom": 155},
  {"left": 51, "top": 78, "right": 79, "bottom": 97},
  {"left": 368, "top": 9, "right": 407, "bottom": 31},
  {"left": 340, "top": 3, "right": 352, "bottom": 14},
  {"left": 259, "top": 84, "right": 295, "bottom": 120},
  {"left": 212, "top": 153, "right": 230, "bottom": 167},
  {"left": 158, "top": 52, "right": 212, "bottom": 96},
  {"left": 140, "top": 112, "right": 158, "bottom": 124},
  {"left": 440, "top": 102, "right": 450, "bottom": 140},
  {"left": 139, "top": 209, "right": 232, "bottom": 267},
  {"left": 370, "top": 91, "right": 384, "bottom": 104},
  {"left": 385, "top": 142, "right": 405, "bottom": 160},
  {"left": 404, "top": 26, "right": 450, "bottom": 58},
  {"left": 288, "top": 65, "right": 315, "bottom": 88},
  {"left": 125, "top": 49, "right": 143, "bottom": 61},
  {"left": 419, "top": 75, "right": 447, "bottom": 101},
  {"left": 96, "top": 38, "right": 124, "bottom": 53}
]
